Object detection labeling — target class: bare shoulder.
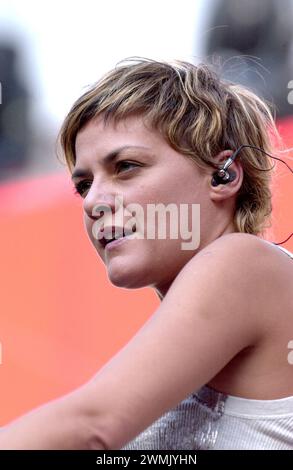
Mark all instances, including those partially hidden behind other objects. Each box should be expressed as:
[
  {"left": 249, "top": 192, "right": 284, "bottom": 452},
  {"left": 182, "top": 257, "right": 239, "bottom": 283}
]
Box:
[
  {"left": 193, "top": 233, "right": 293, "bottom": 398},
  {"left": 175, "top": 232, "right": 281, "bottom": 308},
  {"left": 199, "top": 231, "right": 292, "bottom": 262},
  {"left": 188, "top": 231, "right": 292, "bottom": 313},
  {"left": 176, "top": 231, "right": 293, "bottom": 346},
  {"left": 195, "top": 232, "right": 281, "bottom": 262},
  {"left": 188, "top": 232, "right": 292, "bottom": 290}
]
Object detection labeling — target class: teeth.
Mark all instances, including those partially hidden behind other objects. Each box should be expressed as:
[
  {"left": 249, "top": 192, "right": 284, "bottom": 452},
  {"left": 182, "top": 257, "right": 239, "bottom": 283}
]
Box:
[
  {"left": 107, "top": 234, "right": 123, "bottom": 244},
  {"left": 100, "top": 226, "right": 136, "bottom": 246}
]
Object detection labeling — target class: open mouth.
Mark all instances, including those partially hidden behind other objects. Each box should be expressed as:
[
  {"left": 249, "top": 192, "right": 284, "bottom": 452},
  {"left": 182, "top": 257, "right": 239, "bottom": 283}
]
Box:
[{"left": 99, "top": 226, "right": 136, "bottom": 249}]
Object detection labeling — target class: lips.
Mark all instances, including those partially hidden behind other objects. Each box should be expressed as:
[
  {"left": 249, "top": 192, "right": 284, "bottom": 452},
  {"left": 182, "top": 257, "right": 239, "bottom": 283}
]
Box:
[{"left": 98, "top": 225, "right": 136, "bottom": 248}]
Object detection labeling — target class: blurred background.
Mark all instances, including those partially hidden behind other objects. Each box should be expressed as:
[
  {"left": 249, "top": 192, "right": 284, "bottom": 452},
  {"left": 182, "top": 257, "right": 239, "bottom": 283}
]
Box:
[{"left": 0, "top": 0, "right": 292, "bottom": 424}]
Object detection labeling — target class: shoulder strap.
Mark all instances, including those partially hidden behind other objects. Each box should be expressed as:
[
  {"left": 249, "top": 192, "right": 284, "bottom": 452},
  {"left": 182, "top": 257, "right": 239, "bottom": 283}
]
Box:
[{"left": 272, "top": 243, "right": 293, "bottom": 259}]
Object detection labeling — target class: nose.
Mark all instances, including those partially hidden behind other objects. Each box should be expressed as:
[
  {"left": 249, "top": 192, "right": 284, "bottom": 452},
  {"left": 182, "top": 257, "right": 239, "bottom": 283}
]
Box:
[{"left": 83, "top": 181, "right": 121, "bottom": 222}]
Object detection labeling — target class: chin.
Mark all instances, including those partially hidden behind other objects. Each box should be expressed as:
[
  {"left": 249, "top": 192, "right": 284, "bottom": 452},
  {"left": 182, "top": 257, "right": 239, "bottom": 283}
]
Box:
[
  {"left": 106, "top": 265, "right": 148, "bottom": 290},
  {"left": 108, "top": 275, "right": 147, "bottom": 290},
  {"left": 107, "top": 260, "right": 149, "bottom": 289}
]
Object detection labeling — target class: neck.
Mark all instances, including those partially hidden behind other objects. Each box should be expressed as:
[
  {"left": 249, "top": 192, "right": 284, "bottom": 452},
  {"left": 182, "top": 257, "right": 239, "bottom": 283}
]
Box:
[{"left": 154, "top": 220, "right": 237, "bottom": 301}]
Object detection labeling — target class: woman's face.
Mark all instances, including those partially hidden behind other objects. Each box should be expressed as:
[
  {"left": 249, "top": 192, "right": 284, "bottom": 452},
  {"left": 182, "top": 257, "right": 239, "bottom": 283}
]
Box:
[{"left": 74, "top": 116, "right": 215, "bottom": 297}]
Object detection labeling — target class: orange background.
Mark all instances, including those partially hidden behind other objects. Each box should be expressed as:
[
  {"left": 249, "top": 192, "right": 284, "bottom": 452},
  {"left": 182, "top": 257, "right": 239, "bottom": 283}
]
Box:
[{"left": 0, "top": 117, "right": 292, "bottom": 425}]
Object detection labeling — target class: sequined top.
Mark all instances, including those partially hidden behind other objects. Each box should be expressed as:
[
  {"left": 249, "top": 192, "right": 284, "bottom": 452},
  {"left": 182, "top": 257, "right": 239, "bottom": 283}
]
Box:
[
  {"left": 121, "top": 385, "right": 293, "bottom": 450},
  {"left": 121, "top": 244, "right": 293, "bottom": 450}
]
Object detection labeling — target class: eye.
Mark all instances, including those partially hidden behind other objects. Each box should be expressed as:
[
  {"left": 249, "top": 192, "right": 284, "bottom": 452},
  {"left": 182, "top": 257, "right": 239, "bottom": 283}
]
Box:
[
  {"left": 73, "top": 180, "right": 92, "bottom": 197},
  {"left": 115, "top": 160, "right": 139, "bottom": 173},
  {"left": 73, "top": 161, "right": 139, "bottom": 198}
]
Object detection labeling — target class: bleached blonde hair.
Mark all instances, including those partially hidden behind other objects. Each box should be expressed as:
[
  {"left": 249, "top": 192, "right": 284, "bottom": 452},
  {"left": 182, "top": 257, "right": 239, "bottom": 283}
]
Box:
[{"left": 60, "top": 58, "right": 280, "bottom": 235}]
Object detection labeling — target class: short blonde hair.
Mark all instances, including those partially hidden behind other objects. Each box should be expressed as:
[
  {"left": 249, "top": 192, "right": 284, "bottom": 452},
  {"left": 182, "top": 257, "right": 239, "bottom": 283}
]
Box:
[{"left": 60, "top": 58, "right": 279, "bottom": 235}]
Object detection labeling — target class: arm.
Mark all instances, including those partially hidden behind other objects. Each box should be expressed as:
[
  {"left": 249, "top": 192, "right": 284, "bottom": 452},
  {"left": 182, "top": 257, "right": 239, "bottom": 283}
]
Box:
[
  {"left": 0, "top": 387, "right": 107, "bottom": 449},
  {"left": 0, "top": 233, "right": 268, "bottom": 449}
]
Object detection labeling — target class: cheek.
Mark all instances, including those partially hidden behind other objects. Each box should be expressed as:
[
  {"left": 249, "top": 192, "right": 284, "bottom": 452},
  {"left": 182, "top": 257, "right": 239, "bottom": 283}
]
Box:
[
  {"left": 144, "top": 175, "right": 199, "bottom": 206},
  {"left": 83, "top": 215, "right": 92, "bottom": 240}
]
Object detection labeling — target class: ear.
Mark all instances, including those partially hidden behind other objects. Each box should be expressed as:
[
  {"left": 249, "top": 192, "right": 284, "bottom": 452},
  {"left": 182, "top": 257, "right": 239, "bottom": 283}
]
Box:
[{"left": 209, "top": 150, "right": 244, "bottom": 202}]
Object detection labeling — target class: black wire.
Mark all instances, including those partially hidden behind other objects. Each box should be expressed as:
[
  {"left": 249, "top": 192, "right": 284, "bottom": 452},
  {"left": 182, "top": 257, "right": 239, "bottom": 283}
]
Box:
[
  {"left": 229, "top": 144, "right": 293, "bottom": 246},
  {"left": 272, "top": 232, "right": 293, "bottom": 246},
  {"left": 232, "top": 144, "right": 293, "bottom": 173}
]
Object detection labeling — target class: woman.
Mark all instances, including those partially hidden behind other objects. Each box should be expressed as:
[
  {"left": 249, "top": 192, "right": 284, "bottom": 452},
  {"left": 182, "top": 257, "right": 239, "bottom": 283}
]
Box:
[{"left": 1, "top": 58, "right": 292, "bottom": 450}]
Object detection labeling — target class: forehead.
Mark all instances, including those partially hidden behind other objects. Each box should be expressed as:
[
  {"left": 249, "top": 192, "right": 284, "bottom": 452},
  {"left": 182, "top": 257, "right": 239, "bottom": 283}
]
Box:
[
  {"left": 73, "top": 115, "right": 200, "bottom": 179},
  {"left": 75, "top": 116, "right": 164, "bottom": 163}
]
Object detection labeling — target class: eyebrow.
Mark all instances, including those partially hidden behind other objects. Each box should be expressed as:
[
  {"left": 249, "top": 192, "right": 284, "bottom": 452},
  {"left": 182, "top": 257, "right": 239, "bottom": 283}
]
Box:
[{"left": 71, "top": 145, "right": 150, "bottom": 180}]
